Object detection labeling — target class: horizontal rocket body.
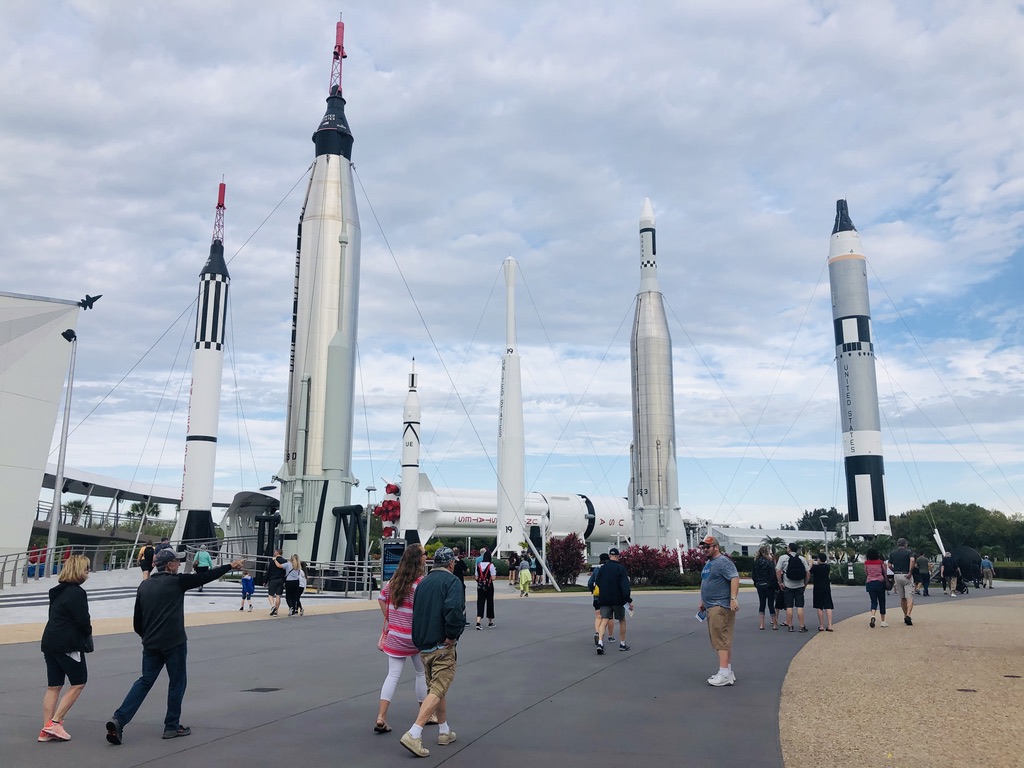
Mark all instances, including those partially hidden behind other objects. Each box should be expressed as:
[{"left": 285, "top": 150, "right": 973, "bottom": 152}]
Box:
[
  {"left": 828, "top": 200, "right": 891, "bottom": 537},
  {"left": 629, "top": 199, "right": 681, "bottom": 547}
]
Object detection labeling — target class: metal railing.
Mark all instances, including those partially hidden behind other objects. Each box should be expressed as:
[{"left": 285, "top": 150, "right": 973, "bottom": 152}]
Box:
[{"left": 1, "top": 537, "right": 379, "bottom": 599}]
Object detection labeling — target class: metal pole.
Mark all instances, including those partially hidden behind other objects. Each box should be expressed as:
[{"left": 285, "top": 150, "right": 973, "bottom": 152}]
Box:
[{"left": 46, "top": 331, "right": 77, "bottom": 579}]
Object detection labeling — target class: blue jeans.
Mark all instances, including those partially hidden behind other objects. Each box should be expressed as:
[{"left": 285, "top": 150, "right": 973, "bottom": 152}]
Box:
[
  {"left": 866, "top": 581, "right": 886, "bottom": 615},
  {"left": 114, "top": 643, "right": 188, "bottom": 731}
]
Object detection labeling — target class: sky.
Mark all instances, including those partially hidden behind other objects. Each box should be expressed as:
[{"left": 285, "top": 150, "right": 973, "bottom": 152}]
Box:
[{"left": 3, "top": 0, "right": 1022, "bottom": 531}]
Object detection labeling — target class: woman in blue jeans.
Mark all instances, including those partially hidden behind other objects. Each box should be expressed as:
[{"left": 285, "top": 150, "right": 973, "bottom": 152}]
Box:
[{"left": 863, "top": 547, "right": 888, "bottom": 628}]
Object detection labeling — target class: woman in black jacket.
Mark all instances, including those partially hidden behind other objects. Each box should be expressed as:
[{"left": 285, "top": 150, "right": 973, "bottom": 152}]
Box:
[
  {"left": 753, "top": 546, "right": 778, "bottom": 630},
  {"left": 38, "top": 554, "right": 93, "bottom": 742}
]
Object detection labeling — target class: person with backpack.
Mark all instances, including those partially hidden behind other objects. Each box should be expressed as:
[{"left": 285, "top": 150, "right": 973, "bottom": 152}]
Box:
[
  {"left": 776, "top": 542, "right": 810, "bottom": 633},
  {"left": 475, "top": 551, "right": 496, "bottom": 629}
]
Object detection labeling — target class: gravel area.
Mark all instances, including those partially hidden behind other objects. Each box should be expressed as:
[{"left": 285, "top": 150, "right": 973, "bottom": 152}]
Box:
[{"left": 780, "top": 592, "right": 1024, "bottom": 767}]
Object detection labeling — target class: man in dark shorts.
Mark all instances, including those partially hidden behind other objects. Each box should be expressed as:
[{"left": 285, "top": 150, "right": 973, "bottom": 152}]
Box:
[
  {"left": 265, "top": 548, "right": 288, "bottom": 616},
  {"left": 400, "top": 547, "right": 465, "bottom": 758},
  {"left": 593, "top": 547, "right": 632, "bottom": 655},
  {"left": 138, "top": 541, "right": 155, "bottom": 580},
  {"left": 776, "top": 542, "right": 810, "bottom": 632}
]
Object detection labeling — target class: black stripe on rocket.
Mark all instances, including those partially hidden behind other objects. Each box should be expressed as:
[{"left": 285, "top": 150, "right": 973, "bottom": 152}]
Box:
[{"left": 844, "top": 455, "right": 887, "bottom": 523}]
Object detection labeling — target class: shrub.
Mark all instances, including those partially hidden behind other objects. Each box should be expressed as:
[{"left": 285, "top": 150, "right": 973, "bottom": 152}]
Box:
[{"left": 546, "top": 533, "right": 586, "bottom": 587}]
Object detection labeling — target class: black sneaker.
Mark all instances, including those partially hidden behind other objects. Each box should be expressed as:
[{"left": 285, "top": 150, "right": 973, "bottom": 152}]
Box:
[
  {"left": 798, "top": 626, "right": 809, "bottom": 633},
  {"left": 619, "top": 643, "right": 630, "bottom": 651},
  {"left": 105, "top": 718, "right": 123, "bottom": 745},
  {"left": 904, "top": 616, "right": 913, "bottom": 626},
  {"left": 596, "top": 644, "right": 605, "bottom": 655},
  {"left": 162, "top": 725, "right": 191, "bottom": 739}
]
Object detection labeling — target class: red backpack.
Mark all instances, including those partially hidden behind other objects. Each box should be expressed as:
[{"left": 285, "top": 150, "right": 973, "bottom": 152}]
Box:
[{"left": 477, "top": 563, "right": 493, "bottom": 589}]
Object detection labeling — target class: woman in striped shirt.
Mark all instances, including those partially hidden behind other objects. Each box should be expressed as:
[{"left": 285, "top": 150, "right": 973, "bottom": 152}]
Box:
[{"left": 375, "top": 544, "right": 429, "bottom": 734}]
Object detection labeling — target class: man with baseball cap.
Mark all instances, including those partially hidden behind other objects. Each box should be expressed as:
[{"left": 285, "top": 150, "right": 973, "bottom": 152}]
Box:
[
  {"left": 593, "top": 547, "right": 633, "bottom": 655},
  {"left": 106, "top": 547, "right": 244, "bottom": 745},
  {"left": 698, "top": 535, "right": 740, "bottom": 686},
  {"left": 400, "top": 547, "right": 465, "bottom": 758}
]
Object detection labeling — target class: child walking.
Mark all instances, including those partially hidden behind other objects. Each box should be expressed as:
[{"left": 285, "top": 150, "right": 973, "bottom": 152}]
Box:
[{"left": 240, "top": 570, "right": 255, "bottom": 612}]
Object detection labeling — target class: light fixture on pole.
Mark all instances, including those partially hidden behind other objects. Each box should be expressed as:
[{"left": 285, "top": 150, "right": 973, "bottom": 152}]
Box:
[
  {"left": 819, "top": 515, "right": 830, "bottom": 562},
  {"left": 46, "top": 329, "right": 78, "bottom": 578}
]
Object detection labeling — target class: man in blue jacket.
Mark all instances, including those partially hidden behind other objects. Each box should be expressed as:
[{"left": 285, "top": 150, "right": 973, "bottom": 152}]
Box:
[
  {"left": 105, "top": 548, "right": 243, "bottom": 745},
  {"left": 400, "top": 547, "right": 465, "bottom": 758}
]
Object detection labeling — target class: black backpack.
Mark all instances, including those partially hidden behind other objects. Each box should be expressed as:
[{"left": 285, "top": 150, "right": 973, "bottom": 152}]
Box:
[{"left": 785, "top": 553, "right": 806, "bottom": 581}]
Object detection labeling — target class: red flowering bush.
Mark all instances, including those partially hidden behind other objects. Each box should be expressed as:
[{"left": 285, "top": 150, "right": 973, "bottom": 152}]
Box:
[
  {"left": 373, "top": 483, "right": 402, "bottom": 524},
  {"left": 619, "top": 545, "right": 708, "bottom": 586},
  {"left": 546, "top": 533, "right": 587, "bottom": 587}
]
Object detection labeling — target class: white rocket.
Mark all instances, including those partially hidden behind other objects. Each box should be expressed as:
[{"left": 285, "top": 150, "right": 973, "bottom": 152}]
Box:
[
  {"left": 629, "top": 198, "right": 681, "bottom": 548},
  {"left": 400, "top": 360, "right": 422, "bottom": 543},
  {"left": 495, "top": 257, "right": 526, "bottom": 556},
  {"left": 828, "top": 200, "right": 891, "bottom": 537},
  {"left": 278, "top": 20, "right": 362, "bottom": 561},
  {"left": 173, "top": 182, "right": 230, "bottom": 545}
]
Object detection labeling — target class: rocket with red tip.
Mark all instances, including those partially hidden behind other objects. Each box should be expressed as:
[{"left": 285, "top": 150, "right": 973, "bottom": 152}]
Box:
[
  {"left": 173, "top": 182, "right": 230, "bottom": 545},
  {"left": 278, "top": 20, "right": 362, "bottom": 561}
]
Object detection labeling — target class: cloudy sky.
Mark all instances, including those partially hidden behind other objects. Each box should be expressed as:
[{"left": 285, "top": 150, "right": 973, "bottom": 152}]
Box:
[{"left": 4, "top": 0, "right": 1022, "bottom": 530}]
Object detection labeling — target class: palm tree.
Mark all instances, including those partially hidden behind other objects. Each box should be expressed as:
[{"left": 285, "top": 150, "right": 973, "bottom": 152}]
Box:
[
  {"left": 63, "top": 499, "right": 93, "bottom": 526},
  {"left": 761, "top": 536, "right": 786, "bottom": 554}
]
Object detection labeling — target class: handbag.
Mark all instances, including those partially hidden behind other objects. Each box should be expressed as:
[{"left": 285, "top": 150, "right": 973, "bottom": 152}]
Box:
[{"left": 377, "top": 596, "right": 389, "bottom": 652}]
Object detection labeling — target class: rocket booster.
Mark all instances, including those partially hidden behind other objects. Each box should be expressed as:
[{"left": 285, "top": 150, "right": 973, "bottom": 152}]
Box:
[
  {"left": 400, "top": 360, "right": 422, "bottom": 543},
  {"left": 629, "top": 198, "right": 680, "bottom": 548},
  {"left": 828, "top": 200, "right": 891, "bottom": 537},
  {"left": 281, "top": 20, "right": 361, "bottom": 561},
  {"left": 174, "top": 182, "right": 230, "bottom": 545},
  {"left": 495, "top": 257, "right": 526, "bottom": 556}
]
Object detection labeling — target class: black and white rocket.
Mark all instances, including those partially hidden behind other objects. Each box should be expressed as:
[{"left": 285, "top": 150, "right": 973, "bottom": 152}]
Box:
[
  {"left": 400, "top": 360, "right": 422, "bottom": 543},
  {"left": 827, "top": 200, "right": 892, "bottom": 537},
  {"left": 173, "top": 182, "right": 230, "bottom": 545},
  {"left": 629, "top": 198, "right": 681, "bottom": 548},
  {"left": 278, "top": 20, "right": 362, "bottom": 561}
]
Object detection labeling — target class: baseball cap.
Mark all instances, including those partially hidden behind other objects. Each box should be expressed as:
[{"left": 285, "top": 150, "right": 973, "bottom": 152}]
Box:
[
  {"left": 608, "top": 547, "right": 620, "bottom": 556},
  {"left": 154, "top": 548, "right": 179, "bottom": 567},
  {"left": 699, "top": 535, "right": 718, "bottom": 548},
  {"left": 433, "top": 547, "right": 456, "bottom": 565}
]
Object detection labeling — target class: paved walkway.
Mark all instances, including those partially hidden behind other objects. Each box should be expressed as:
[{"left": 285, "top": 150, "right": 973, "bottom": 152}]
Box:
[{"left": 1, "top": 571, "right": 1020, "bottom": 767}]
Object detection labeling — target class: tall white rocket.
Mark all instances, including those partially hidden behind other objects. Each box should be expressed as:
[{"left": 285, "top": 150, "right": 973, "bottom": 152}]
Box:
[
  {"left": 495, "top": 257, "right": 526, "bottom": 556},
  {"left": 400, "top": 360, "right": 422, "bottom": 543},
  {"left": 629, "top": 198, "right": 681, "bottom": 548},
  {"left": 828, "top": 200, "right": 891, "bottom": 537},
  {"left": 279, "top": 20, "right": 362, "bottom": 561},
  {"left": 174, "top": 182, "right": 230, "bottom": 545}
]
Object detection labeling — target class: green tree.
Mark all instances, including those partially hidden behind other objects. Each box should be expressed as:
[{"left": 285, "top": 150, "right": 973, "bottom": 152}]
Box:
[
  {"left": 794, "top": 507, "right": 844, "bottom": 532},
  {"left": 63, "top": 499, "right": 93, "bottom": 526},
  {"left": 760, "top": 536, "right": 786, "bottom": 554},
  {"left": 126, "top": 501, "right": 159, "bottom": 520}
]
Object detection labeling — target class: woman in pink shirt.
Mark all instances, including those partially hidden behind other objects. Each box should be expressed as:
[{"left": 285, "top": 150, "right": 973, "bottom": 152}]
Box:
[
  {"left": 863, "top": 547, "right": 888, "bottom": 628},
  {"left": 375, "top": 544, "right": 429, "bottom": 734}
]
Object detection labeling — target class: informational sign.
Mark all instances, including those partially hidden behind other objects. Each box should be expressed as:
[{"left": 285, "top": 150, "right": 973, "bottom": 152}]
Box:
[{"left": 381, "top": 540, "right": 406, "bottom": 583}]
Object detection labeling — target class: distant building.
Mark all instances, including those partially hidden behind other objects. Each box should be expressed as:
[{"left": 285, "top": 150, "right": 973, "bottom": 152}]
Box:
[{"left": 706, "top": 526, "right": 831, "bottom": 558}]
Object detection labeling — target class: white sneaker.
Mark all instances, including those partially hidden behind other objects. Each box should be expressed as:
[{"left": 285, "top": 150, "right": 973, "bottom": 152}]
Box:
[
  {"left": 880, "top": 620, "right": 889, "bottom": 627},
  {"left": 707, "top": 671, "right": 735, "bottom": 687},
  {"left": 728, "top": 669, "right": 737, "bottom": 684}
]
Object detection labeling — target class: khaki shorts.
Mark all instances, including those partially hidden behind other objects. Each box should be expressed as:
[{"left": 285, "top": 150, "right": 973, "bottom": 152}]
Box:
[
  {"left": 421, "top": 645, "right": 457, "bottom": 699},
  {"left": 893, "top": 573, "right": 915, "bottom": 599},
  {"left": 706, "top": 606, "right": 736, "bottom": 651}
]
